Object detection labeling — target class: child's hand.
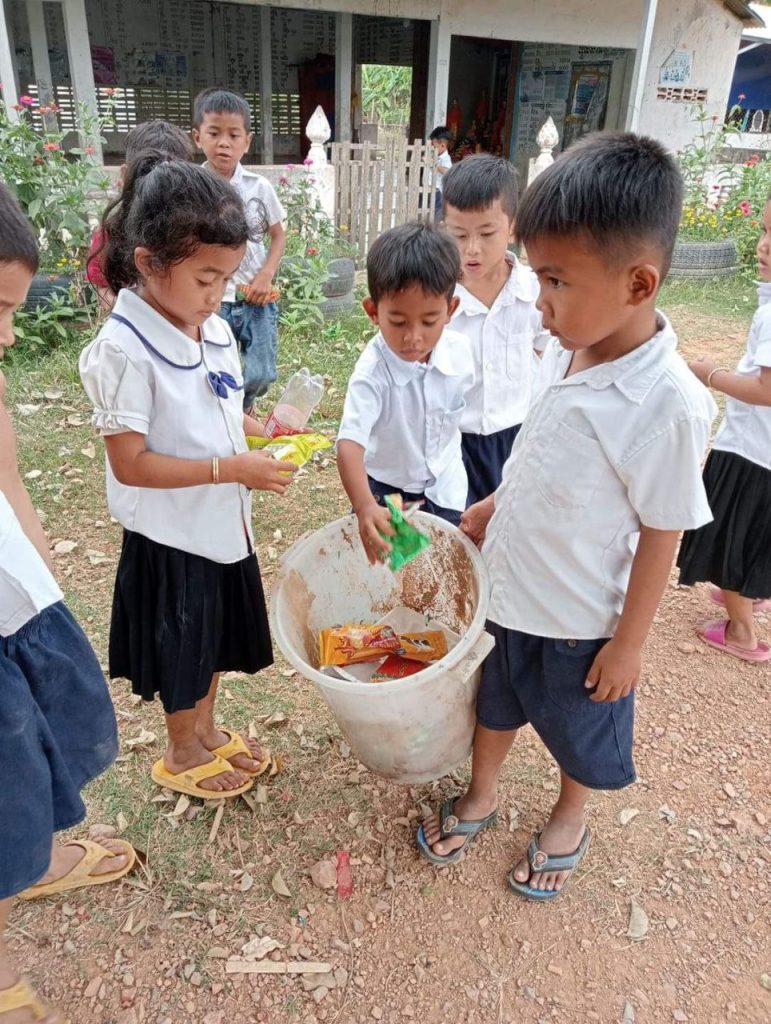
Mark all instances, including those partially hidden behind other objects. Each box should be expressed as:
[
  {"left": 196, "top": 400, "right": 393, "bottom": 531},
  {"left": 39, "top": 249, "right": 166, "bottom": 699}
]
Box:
[
  {"left": 357, "top": 501, "right": 395, "bottom": 565},
  {"left": 687, "top": 355, "right": 716, "bottom": 385},
  {"left": 243, "top": 269, "right": 276, "bottom": 306},
  {"left": 584, "top": 639, "right": 641, "bottom": 702},
  {"left": 460, "top": 496, "right": 495, "bottom": 548},
  {"left": 233, "top": 451, "right": 297, "bottom": 494}
]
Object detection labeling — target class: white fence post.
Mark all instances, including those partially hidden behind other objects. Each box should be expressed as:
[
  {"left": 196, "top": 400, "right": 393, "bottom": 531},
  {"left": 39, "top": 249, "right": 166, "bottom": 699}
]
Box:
[
  {"left": 305, "top": 105, "right": 335, "bottom": 221},
  {"left": 527, "top": 117, "right": 559, "bottom": 187}
]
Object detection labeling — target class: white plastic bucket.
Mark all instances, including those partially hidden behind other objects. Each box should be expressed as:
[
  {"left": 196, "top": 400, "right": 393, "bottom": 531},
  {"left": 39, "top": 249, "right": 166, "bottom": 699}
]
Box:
[{"left": 270, "top": 513, "right": 493, "bottom": 783}]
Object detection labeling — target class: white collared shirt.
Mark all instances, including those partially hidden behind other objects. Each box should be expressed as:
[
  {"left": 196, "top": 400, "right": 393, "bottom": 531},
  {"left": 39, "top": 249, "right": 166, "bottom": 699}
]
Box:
[
  {"left": 0, "top": 491, "right": 63, "bottom": 637},
  {"left": 208, "top": 162, "right": 285, "bottom": 303},
  {"left": 484, "top": 315, "right": 717, "bottom": 639},
  {"left": 452, "top": 255, "right": 551, "bottom": 435},
  {"left": 337, "top": 329, "right": 475, "bottom": 511},
  {"left": 436, "top": 151, "right": 452, "bottom": 192},
  {"left": 713, "top": 281, "right": 771, "bottom": 471},
  {"left": 79, "top": 290, "right": 253, "bottom": 564}
]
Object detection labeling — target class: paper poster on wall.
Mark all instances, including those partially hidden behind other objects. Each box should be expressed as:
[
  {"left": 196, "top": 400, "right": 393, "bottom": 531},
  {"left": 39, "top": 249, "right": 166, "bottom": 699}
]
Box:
[
  {"left": 659, "top": 50, "right": 693, "bottom": 86},
  {"left": 520, "top": 69, "right": 545, "bottom": 103},
  {"left": 562, "top": 62, "right": 611, "bottom": 150},
  {"left": 91, "top": 46, "right": 117, "bottom": 85}
]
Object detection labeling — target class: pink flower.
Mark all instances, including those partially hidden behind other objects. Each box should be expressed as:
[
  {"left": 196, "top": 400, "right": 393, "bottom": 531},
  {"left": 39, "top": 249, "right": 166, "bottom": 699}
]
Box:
[
  {"left": 84, "top": 145, "right": 95, "bottom": 155},
  {"left": 42, "top": 142, "right": 60, "bottom": 152},
  {"left": 739, "top": 200, "right": 752, "bottom": 216},
  {"left": 103, "top": 87, "right": 116, "bottom": 96},
  {"left": 303, "top": 157, "right": 313, "bottom": 166},
  {"left": 711, "top": 114, "right": 719, "bottom": 122},
  {"left": 738, "top": 93, "right": 746, "bottom": 102},
  {"left": 279, "top": 175, "right": 289, "bottom": 185},
  {"left": 306, "top": 246, "right": 319, "bottom": 256},
  {"left": 19, "top": 95, "right": 35, "bottom": 106}
]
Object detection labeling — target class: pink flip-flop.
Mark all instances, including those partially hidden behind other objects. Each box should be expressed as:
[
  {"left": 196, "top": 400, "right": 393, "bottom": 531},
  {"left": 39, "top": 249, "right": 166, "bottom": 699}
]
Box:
[
  {"left": 698, "top": 619, "right": 771, "bottom": 663},
  {"left": 710, "top": 588, "right": 771, "bottom": 614}
]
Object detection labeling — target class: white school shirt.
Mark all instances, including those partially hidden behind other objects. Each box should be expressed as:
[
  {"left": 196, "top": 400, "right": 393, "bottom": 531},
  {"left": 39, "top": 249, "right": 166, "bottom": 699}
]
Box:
[
  {"left": 712, "top": 281, "right": 771, "bottom": 471},
  {"left": 483, "top": 315, "right": 717, "bottom": 639},
  {"left": 79, "top": 289, "right": 253, "bottom": 564},
  {"left": 337, "top": 329, "right": 475, "bottom": 511},
  {"left": 452, "top": 255, "right": 551, "bottom": 435},
  {"left": 0, "top": 491, "right": 63, "bottom": 637},
  {"left": 435, "top": 150, "right": 452, "bottom": 192},
  {"left": 208, "top": 161, "right": 286, "bottom": 303}
]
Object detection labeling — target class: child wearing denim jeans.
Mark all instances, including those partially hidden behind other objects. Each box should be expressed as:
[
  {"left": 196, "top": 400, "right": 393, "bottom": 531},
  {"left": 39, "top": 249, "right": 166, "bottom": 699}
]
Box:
[
  {"left": 194, "top": 88, "right": 286, "bottom": 413},
  {"left": 419, "top": 134, "right": 717, "bottom": 901}
]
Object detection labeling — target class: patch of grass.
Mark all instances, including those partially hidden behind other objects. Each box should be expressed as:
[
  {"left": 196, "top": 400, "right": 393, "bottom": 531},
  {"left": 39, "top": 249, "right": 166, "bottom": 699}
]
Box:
[{"left": 661, "top": 273, "right": 756, "bottom": 322}]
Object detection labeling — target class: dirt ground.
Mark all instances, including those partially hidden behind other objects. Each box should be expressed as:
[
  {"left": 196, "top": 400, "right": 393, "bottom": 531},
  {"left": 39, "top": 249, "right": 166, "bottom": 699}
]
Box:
[{"left": 5, "top": 295, "right": 770, "bottom": 1024}]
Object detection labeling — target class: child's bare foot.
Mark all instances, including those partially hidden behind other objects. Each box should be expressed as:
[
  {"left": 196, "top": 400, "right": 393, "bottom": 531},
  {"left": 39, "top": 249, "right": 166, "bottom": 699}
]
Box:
[
  {"left": 421, "top": 791, "right": 497, "bottom": 859},
  {"left": 164, "top": 742, "right": 248, "bottom": 792},
  {"left": 196, "top": 725, "right": 263, "bottom": 773},
  {"left": 39, "top": 838, "right": 129, "bottom": 886},
  {"left": 724, "top": 618, "right": 758, "bottom": 652},
  {"left": 510, "top": 807, "right": 586, "bottom": 893}
]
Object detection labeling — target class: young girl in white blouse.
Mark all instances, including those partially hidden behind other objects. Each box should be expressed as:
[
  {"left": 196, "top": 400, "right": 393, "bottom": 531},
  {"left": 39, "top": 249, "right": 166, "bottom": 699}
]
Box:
[
  {"left": 678, "top": 197, "right": 771, "bottom": 663},
  {"left": 80, "top": 157, "right": 296, "bottom": 800}
]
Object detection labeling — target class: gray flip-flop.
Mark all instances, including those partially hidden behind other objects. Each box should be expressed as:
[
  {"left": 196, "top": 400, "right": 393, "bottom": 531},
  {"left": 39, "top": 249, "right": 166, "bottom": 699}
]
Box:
[
  {"left": 508, "top": 827, "right": 591, "bottom": 901},
  {"left": 416, "top": 796, "right": 498, "bottom": 867}
]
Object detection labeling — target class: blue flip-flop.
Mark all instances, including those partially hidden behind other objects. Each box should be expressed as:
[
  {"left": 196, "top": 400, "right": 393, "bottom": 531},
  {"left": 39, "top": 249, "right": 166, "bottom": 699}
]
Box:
[
  {"left": 416, "top": 797, "right": 498, "bottom": 867},
  {"left": 508, "top": 827, "right": 591, "bottom": 901}
]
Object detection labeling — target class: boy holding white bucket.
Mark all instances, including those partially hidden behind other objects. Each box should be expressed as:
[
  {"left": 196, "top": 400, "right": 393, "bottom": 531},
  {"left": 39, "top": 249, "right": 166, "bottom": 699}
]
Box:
[{"left": 418, "top": 134, "right": 716, "bottom": 900}]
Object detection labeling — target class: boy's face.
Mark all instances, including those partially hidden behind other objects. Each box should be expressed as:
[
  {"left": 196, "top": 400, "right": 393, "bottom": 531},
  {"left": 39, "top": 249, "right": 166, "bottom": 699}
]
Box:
[
  {"left": 194, "top": 112, "right": 253, "bottom": 178},
  {"left": 527, "top": 233, "right": 659, "bottom": 353},
  {"left": 363, "top": 286, "right": 460, "bottom": 363},
  {"left": 443, "top": 198, "right": 515, "bottom": 283},
  {"left": 0, "top": 261, "right": 33, "bottom": 359},
  {"left": 757, "top": 201, "right": 771, "bottom": 281},
  {"left": 431, "top": 139, "right": 447, "bottom": 155}
]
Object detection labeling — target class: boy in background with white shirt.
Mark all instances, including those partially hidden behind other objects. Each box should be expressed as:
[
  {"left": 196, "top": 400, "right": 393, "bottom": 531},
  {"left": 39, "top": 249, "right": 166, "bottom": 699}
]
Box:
[
  {"left": 429, "top": 127, "right": 453, "bottom": 221},
  {"left": 193, "top": 89, "right": 286, "bottom": 413},
  {"left": 337, "top": 223, "right": 474, "bottom": 563},
  {"left": 419, "top": 134, "right": 716, "bottom": 900},
  {"left": 443, "top": 154, "right": 551, "bottom": 505}
]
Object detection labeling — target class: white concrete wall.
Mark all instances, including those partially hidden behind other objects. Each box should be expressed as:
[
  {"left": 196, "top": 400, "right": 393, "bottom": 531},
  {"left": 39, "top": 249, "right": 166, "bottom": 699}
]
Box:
[{"left": 636, "top": 0, "right": 745, "bottom": 152}]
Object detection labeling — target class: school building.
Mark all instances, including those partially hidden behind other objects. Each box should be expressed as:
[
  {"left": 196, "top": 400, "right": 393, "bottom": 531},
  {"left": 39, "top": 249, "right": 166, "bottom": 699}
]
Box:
[{"left": 0, "top": 0, "right": 764, "bottom": 180}]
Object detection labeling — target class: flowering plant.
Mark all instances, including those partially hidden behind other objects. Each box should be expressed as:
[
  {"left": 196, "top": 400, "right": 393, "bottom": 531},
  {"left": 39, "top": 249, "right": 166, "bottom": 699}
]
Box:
[
  {"left": 676, "top": 105, "right": 743, "bottom": 242},
  {"left": 0, "top": 95, "right": 111, "bottom": 273},
  {"left": 724, "top": 154, "right": 771, "bottom": 274}
]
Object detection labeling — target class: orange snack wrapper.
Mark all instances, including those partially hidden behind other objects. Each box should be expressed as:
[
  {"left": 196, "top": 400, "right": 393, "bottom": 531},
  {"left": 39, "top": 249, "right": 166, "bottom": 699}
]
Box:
[
  {"left": 319, "top": 624, "right": 402, "bottom": 667},
  {"left": 397, "top": 631, "right": 448, "bottom": 663}
]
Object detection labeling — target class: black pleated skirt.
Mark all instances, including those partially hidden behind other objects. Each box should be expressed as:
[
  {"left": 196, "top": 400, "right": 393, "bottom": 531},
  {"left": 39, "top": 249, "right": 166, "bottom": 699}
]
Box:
[
  {"left": 109, "top": 531, "right": 273, "bottom": 713},
  {"left": 677, "top": 449, "right": 771, "bottom": 599}
]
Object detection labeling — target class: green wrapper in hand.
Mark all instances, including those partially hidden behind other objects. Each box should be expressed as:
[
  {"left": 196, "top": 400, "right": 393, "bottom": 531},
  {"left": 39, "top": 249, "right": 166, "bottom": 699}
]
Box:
[{"left": 382, "top": 495, "right": 431, "bottom": 572}]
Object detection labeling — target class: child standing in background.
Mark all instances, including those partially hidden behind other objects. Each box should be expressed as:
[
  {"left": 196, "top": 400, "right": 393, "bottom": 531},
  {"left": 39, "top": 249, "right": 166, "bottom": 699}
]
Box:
[
  {"left": 677, "top": 196, "right": 771, "bottom": 663},
  {"left": 80, "top": 159, "right": 297, "bottom": 800},
  {"left": 443, "top": 155, "right": 551, "bottom": 506},
  {"left": 429, "top": 126, "right": 453, "bottom": 222},
  {"left": 193, "top": 88, "right": 286, "bottom": 413},
  {"left": 87, "top": 119, "right": 194, "bottom": 310}
]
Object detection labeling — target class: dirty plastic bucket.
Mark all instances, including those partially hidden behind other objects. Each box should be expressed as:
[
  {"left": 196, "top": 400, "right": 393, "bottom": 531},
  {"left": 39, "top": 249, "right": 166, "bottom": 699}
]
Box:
[{"left": 270, "top": 513, "right": 493, "bottom": 784}]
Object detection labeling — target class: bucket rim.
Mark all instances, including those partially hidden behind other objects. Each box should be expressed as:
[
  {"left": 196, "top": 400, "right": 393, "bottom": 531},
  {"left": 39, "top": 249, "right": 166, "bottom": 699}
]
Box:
[{"left": 269, "top": 512, "right": 491, "bottom": 694}]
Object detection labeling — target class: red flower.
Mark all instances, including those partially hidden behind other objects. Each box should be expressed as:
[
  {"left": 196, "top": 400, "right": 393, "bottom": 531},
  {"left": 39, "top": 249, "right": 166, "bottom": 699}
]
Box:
[
  {"left": 32, "top": 157, "right": 45, "bottom": 165},
  {"left": 306, "top": 246, "right": 319, "bottom": 256},
  {"left": 103, "top": 87, "right": 116, "bottom": 96},
  {"left": 42, "top": 142, "right": 60, "bottom": 152},
  {"left": 711, "top": 114, "right": 719, "bottom": 122},
  {"left": 84, "top": 145, "right": 95, "bottom": 155},
  {"left": 739, "top": 200, "right": 752, "bottom": 216},
  {"left": 19, "top": 95, "right": 35, "bottom": 106}
]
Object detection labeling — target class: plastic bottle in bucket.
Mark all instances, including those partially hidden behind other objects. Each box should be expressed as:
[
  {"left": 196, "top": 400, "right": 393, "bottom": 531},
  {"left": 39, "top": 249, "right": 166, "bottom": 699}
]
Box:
[{"left": 265, "top": 368, "right": 324, "bottom": 438}]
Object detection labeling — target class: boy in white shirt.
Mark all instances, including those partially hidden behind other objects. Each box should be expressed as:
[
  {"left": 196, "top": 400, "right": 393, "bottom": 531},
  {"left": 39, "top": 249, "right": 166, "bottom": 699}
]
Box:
[
  {"left": 429, "top": 127, "right": 453, "bottom": 221},
  {"left": 193, "top": 89, "right": 286, "bottom": 413},
  {"left": 337, "top": 223, "right": 474, "bottom": 562},
  {"left": 443, "top": 154, "right": 551, "bottom": 504},
  {"left": 418, "top": 134, "right": 717, "bottom": 900}
]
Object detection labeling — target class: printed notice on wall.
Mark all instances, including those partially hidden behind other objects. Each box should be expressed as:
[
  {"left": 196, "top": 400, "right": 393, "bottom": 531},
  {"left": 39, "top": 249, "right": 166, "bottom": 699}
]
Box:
[{"left": 659, "top": 50, "right": 693, "bottom": 87}]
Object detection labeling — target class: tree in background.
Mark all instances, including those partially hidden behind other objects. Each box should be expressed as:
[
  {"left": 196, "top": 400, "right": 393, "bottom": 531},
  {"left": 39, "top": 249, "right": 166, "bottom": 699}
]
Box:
[{"left": 360, "top": 65, "right": 412, "bottom": 127}]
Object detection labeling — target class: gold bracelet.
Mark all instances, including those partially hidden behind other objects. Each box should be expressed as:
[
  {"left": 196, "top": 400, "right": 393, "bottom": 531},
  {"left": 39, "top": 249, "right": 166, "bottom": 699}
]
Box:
[
  {"left": 211, "top": 456, "right": 220, "bottom": 485},
  {"left": 707, "top": 367, "right": 729, "bottom": 389}
]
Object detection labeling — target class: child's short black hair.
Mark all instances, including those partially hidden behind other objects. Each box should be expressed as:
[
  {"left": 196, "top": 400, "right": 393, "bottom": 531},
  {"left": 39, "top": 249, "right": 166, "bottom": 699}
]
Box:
[
  {"left": 0, "top": 182, "right": 39, "bottom": 272},
  {"left": 193, "top": 88, "right": 252, "bottom": 133},
  {"left": 101, "top": 156, "right": 252, "bottom": 293},
  {"left": 516, "top": 132, "right": 684, "bottom": 274},
  {"left": 430, "top": 127, "right": 452, "bottom": 144},
  {"left": 443, "top": 154, "right": 519, "bottom": 219},
  {"left": 125, "top": 119, "right": 194, "bottom": 164},
  {"left": 367, "top": 222, "right": 460, "bottom": 305}
]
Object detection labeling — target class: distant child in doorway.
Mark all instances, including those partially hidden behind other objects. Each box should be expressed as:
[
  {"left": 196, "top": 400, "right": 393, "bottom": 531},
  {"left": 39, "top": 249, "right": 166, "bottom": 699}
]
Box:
[
  {"left": 429, "top": 126, "right": 453, "bottom": 221},
  {"left": 193, "top": 88, "right": 287, "bottom": 413}
]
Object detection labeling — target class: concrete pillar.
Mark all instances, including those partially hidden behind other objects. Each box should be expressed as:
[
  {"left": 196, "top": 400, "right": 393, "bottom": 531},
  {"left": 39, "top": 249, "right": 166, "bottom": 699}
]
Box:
[
  {"left": 27, "top": 1, "right": 57, "bottom": 132},
  {"left": 426, "top": 17, "right": 451, "bottom": 133},
  {"left": 626, "top": 0, "right": 658, "bottom": 132},
  {"left": 259, "top": 4, "right": 273, "bottom": 163},
  {"left": 0, "top": 0, "right": 19, "bottom": 119},
  {"left": 61, "top": 0, "right": 102, "bottom": 159},
  {"left": 335, "top": 12, "right": 352, "bottom": 143}
]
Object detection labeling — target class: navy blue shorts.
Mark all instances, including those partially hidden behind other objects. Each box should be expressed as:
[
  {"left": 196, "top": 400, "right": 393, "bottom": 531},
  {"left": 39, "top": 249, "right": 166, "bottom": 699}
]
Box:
[
  {"left": 461, "top": 424, "right": 521, "bottom": 506},
  {"left": 0, "top": 602, "right": 118, "bottom": 899},
  {"left": 220, "top": 299, "right": 279, "bottom": 410},
  {"left": 477, "top": 621, "right": 635, "bottom": 791},
  {"left": 367, "top": 476, "right": 461, "bottom": 527}
]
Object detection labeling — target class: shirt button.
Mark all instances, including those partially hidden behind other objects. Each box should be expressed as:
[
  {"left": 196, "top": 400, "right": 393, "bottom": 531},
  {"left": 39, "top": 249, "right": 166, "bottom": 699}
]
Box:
[
  {"left": 567, "top": 639, "right": 578, "bottom": 648},
  {"left": 551, "top": 386, "right": 559, "bottom": 393},
  {"left": 485, "top": 362, "right": 493, "bottom": 370}
]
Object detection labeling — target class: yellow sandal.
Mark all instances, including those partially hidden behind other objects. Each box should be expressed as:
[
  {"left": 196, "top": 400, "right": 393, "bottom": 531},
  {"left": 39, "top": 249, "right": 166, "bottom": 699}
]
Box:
[
  {"left": 19, "top": 840, "right": 136, "bottom": 901},
  {"left": 151, "top": 754, "right": 254, "bottom": 799},
  {"left": 0, "top": 977, "right": 54, "bottom": 1021},
  {"left": 212, "top": 729, "right": 271, "bottom": 776}
]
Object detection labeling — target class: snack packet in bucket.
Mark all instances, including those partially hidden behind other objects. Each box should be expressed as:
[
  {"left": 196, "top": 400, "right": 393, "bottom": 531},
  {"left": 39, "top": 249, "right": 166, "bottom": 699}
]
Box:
[
  {"left": 319, "top": 623, "right": 402, "bottom": 667},
  {"left": 246, "top": 433, "right": 332, "bottom": 467}
]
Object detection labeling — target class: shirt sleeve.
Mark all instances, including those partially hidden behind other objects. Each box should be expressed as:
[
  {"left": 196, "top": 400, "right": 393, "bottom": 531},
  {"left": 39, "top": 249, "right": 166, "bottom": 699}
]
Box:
[
  {"left": 336, "top": 373, "right": 383, "bottom": 450},
  {"left": 79, "top": 338, "right": 153, "bottom": 436},
  {"left": 86, "top": 227, "right": 110, "bottom": 290},
  {"left": 618, "top": 416, "right": 714, "bottom": 531},
  {"left": 755, "top": 314, "right": 771, "bottom": 367}
]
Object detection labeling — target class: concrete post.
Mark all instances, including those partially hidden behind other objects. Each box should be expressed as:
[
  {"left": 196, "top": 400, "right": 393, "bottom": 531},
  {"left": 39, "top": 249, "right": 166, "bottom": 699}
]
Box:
[
  {"left": 426, "top": 17, "right": 451, "bottom": 132},
  {"left": 259, "top": 4, "right": 273, "bottom": 164},
  {"left": 0, "top": 0, "right": 19, "bottom": 119},
  {"left": 527, "top": 117, "right": 559, "bottom": 186},
  {"left": 27, "top": 1, "right": 58, "bottom": 133},
  {"left": 305, "top": 105, "right": 335, "bottom": 221},
  {"left": 626, "top": 0, "right": 658, "bottom": 132},
  {"left": 335, "top": 12, "right": 353, "bottom": 143},
  {"left": 61, "top": 0, "right": 102, "bottom": 160}
]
